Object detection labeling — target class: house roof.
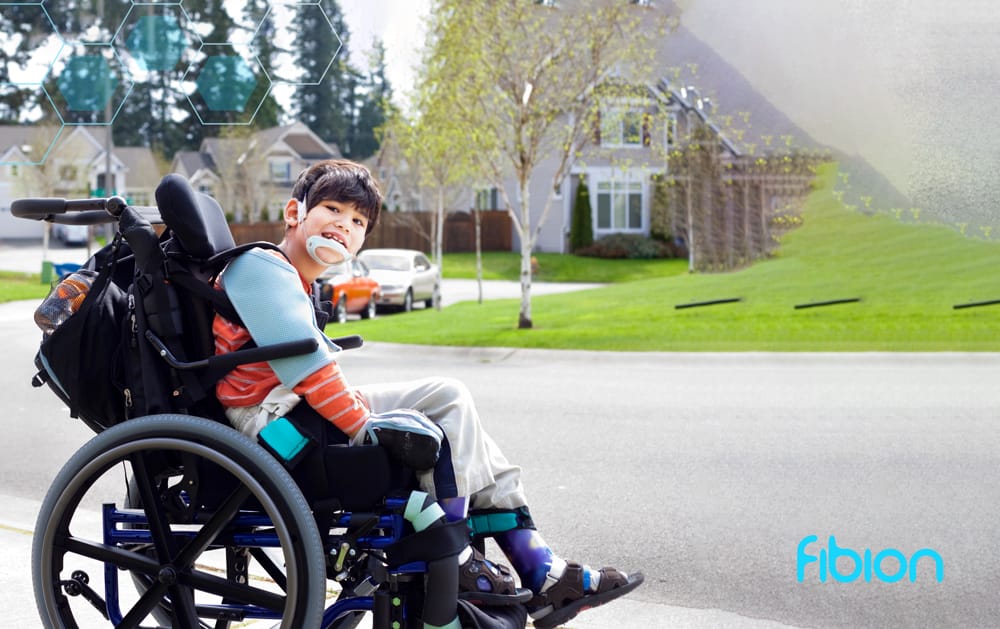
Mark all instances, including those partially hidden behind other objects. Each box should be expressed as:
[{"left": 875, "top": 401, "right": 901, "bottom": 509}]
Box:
[
  {"left": 180, "top": 122, "right": 341, "bottom": 180},
  {"left": 284, "top": 133, "right": 334, "bottom": 159},
  {"left": 174, "top": 150, "right": 216, "bottom": 177},
  {"left": 114, "top": 146, "right": 161, "bottom": 188},
  {"left": 0, "top": 125, "right": 161, "bottom": 187},
  {"left": 655, "top": 78, "right": 742, "bottom": 157},
  {"left": 0, "top": 125, "right": 64, "bottom": 163}
]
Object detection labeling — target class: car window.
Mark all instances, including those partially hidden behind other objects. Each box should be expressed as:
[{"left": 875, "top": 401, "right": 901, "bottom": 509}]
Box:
[
  {"left": 361, "top": 254, "right": 409, "bottom": 271},
  {"left": 414, "top": 254, "right": 430, "bottom": 271}
]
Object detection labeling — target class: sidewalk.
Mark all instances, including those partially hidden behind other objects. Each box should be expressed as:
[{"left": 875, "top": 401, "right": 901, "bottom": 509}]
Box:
[
  {"left": 0, "top": 240, "right": 96, "bottom": 275},
  {"left": 3, "top": 489, "right": 801, "bottom": 629}
]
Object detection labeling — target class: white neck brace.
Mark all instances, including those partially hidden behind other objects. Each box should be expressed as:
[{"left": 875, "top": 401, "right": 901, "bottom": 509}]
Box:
[{"left": 306, "top": 235, "right": 351, "bottom": 266}]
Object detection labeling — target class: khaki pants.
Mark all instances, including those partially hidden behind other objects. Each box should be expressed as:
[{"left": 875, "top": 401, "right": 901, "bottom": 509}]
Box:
[{"left": 357, "top": 376, "right": 528, "bottom": 511}]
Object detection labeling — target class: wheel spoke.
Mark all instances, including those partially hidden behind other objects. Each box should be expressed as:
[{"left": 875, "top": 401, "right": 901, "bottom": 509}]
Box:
[
  {"left": 61, "top": 536, "right": 159, "bottom": 577},
  {"left": 166, "top": 583, "right": 201, "bottom": 629},
  {"left": 129, "top": 453, "right": 180, "bottom": 563},
  {"left": 119, "top": 580, "right": 169, "bottom": 628},
  {"left": 173, "top": 484, "right": 252, "bottom": 570},
  {"left": 182, "top": 568, "right": 287, "bottom": 610}
]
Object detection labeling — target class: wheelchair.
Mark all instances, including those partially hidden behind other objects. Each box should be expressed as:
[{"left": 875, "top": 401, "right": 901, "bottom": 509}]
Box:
[{"left": 15, "top": 175, "right": 528, "bottom": 629}]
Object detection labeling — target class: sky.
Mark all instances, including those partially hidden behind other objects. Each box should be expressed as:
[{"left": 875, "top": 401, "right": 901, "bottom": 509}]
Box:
[
  {"left": 339, "top": 0, "right": 1000, "bottom": 227},
  {"left": 338, "top": 0, "right": 431, "bottom": 104}
]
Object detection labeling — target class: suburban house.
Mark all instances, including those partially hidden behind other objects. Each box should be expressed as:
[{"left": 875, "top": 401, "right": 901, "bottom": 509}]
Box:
[
  {"left": 170, "top": 121, "right": 341, "bottom": 222},
  {"left": 464, "top": 77, "right": 738, "bottom": 254},
  {"left": 0, "top": 126, "right": 160, "bottom": 239}
]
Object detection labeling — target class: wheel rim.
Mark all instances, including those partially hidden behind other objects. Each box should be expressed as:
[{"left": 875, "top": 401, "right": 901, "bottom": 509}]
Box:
[
  {"left": 366, "top": 298, "right": 376, "bottom": 319},
  {"left": 34, "top": 419, "right": 324, "bottom": 629},
  {"left": 336, "top": 297, "right": 347, "bottom": 323},
  {"left": 404, "top": 290, "right": 412, "bottom": 312}
]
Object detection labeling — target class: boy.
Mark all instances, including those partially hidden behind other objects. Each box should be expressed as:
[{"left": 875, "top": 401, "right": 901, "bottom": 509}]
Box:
[{"left": 213, "top": 159, "right": 642, "bottom": 628}]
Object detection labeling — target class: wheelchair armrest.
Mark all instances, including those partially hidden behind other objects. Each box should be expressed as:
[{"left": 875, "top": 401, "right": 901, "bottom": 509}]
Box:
[
  {"left": 330, "top": 335, "right": 363, "bottom": 350},
  {"left": 145, "top": 330, "right": 318, "bottom": 371}
]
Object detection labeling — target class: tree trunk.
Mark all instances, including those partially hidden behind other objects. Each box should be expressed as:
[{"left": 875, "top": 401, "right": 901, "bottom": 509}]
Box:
[
  {"left": 518, "top": 183, "right": 533, "bottom": 329},
  {"left": 519, "top": 237, "right": 533, "bottom": 329},
  {"left": 475, "top": 206, "right": 483, "bottom": 305},
  {"left": 435, "top": 187, "right": 444, "bottom": 310}
]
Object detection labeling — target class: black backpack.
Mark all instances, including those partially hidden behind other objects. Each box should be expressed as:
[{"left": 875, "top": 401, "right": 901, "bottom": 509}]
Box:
[
  {"left": 29, "top": 175, "right": 266, "bottom": 433},
  {"left": 28, "top": 175, "right": 319, "bottom": 435},
  {"left": 32, "top": 235, "right": 136, "bottom": 433}
]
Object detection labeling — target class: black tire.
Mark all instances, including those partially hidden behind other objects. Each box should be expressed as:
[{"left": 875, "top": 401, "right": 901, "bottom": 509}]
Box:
[
  {"left": 33, "top": 414, "right": 326, "bottom": 629},
  {"left": 360, "top": 296, "right": 377, "bottom": 320},
  {"left": 402, "top": 289, "right": 413, "bottom": 313},
  {"left": 425, "top": 285, "right": 440, "bottom": 309},
  {"left": 334, "top": 295, "right": 348, "bottom": 324}
]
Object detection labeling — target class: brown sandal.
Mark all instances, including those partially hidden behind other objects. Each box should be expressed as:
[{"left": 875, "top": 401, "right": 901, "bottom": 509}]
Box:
[
  {"left": 529, "top": 562, "right": 644, "bottom": 629},
  {"left": 458, "top": 547, "right": 531, "bottom": 606}
]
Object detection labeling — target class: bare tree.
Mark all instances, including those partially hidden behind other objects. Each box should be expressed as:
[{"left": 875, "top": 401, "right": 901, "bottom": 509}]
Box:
[{"left": 417, "top": 0, "right": 667, "bottom": 328}]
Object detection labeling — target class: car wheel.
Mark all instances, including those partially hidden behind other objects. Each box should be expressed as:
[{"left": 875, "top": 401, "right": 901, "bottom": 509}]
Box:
[
  {"left": 334, "top": 296, "right": 348, "bottom": 324},
  {"left": 402, "top": 289, "right": 413, "bottom": 313},
  {"left": 425, "top": 285, "right": 440, "bottom": 309},
  {"left": 361, "top": 296, "right": 377, "bottom": 320}
]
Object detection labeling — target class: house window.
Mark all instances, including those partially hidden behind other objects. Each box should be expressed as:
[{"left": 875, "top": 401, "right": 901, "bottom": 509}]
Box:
[
  {"left": 665, "top": 114, "right": 677, "bottom": 149},
  {"left": 596, "top": 179, "right": 643, "bottom": 231},
  {"left": 59, "top": 165, "right": 78, "bottom": 181},
  {"left": 270, "top": 161, "right": 291, "bottom": 182},
  {"left": 600, "top": 108, "right": 645, "bottom": 147},
  {"left": 475, "top": 187, "right": 499, "bottom": 210},
  {"left": 9, "top": 165, "right": 18, "bottom": 177}
]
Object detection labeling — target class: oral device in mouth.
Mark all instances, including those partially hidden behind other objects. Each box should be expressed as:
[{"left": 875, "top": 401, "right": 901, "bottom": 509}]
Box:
[{"left": 306, "top": 235, "right": 351, "bottom": 265}]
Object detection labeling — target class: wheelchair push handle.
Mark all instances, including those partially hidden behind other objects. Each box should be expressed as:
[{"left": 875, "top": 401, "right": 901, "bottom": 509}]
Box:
[{"left": 11, "top": 196, "right": 161, "bottom": 224}]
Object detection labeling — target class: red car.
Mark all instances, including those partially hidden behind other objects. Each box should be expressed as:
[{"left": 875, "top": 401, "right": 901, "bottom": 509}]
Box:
[{"left": 318, "top": 259, "right": 381, "bottom": 323}]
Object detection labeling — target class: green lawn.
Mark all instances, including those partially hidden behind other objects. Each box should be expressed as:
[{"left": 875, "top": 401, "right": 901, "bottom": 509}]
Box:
[
  {"left": 4, "top": 163, "right": 998, "bottom": 351},
  {"left": 440, "top": 251, "right": 688, "bottom": 283},
  {"left": 347, "top": 163, "right": 1000, "bottom": 351},
  {"left": 0, "top": 271, "right": 51, "bottom": 302}
]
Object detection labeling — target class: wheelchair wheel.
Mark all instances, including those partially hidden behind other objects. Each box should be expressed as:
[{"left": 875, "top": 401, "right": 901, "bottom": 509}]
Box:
[{"left": 32, "top": 414, "right": 326, "bottom": 628}]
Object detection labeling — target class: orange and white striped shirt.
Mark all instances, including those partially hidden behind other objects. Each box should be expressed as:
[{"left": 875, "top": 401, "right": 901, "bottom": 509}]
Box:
[{"left": 213, "top": 254, "right": 369, "bottom": 438}]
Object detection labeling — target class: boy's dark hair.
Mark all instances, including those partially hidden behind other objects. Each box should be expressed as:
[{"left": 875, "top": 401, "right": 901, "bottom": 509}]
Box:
[{"left": 291, "top": 159, "right": 382, "bottom": 233}]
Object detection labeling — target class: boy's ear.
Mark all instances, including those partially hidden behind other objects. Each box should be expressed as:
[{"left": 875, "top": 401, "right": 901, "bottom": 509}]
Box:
[{"left": 284, "top": 199, "right": 300, "bottom": 227}]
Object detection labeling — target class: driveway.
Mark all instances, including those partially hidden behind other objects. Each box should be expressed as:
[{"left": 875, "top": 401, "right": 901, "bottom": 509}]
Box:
[{"left": 439, "top": 278, "right": 604, "bottom": 307}]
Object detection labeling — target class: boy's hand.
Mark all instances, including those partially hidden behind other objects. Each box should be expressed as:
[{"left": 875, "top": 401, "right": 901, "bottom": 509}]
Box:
[{"left": 356, "top": 409, "right": 443, "bottom": 470}]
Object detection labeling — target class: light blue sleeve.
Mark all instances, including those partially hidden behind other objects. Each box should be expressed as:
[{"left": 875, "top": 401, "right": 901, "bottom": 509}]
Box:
[{"left": 221, "top": 248, "right": 340, "bottom": 388}]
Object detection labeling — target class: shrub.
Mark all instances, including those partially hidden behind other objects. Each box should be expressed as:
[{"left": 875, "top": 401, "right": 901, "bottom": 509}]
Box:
[
  {"left": 568, "top": 180, "right": 594, "bottom": 252},
  {"left": 576, "top": 233, "right": 673, "bottom": 259}
]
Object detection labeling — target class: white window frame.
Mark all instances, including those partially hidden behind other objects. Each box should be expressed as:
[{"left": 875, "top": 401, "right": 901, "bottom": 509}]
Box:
[
  {"left": 269, "top": 160, "right": 291, "bottom": 182},
  {"left": 600, "top": 106, "right": 645, "bottom": 148},
  {"left": 591, "top": 169, "right": 646, "bottom": 235}
]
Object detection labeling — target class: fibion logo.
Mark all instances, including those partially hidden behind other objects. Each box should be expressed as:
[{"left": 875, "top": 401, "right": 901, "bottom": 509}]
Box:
[{"left": 797, "top": 535, "right": 944, "bottom": 583}]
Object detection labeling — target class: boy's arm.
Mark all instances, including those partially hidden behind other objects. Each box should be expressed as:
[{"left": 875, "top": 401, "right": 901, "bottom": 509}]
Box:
[
  {"left": 221, "top": 248, "right": 370, "bottom": 437},
  {"left": 222, "top": 248, "right": 339, "bottom": 385}
]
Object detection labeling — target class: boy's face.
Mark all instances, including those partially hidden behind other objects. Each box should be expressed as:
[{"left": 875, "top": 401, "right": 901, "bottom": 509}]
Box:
[{"left": 291, "top": 199, "right": 369, "bottom": 262}]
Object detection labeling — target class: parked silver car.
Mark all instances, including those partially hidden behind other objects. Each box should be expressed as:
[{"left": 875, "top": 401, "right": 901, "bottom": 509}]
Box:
[
  {"left": 51, "top": 223, "right": 89, "bottom": 246},
  {"left": 357, "top": 248, "right": 440, "bottom": 312}
]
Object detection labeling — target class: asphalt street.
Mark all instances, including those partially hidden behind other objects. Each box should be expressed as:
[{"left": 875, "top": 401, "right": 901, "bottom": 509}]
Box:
[{"left": 1, "top": 242, "right": 999, "bottom": 628}]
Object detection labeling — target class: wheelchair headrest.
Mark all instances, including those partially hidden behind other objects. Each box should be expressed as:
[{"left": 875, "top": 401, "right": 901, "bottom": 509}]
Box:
[{"left": 155, "top": 174, "right": 236, "bottom": 258}]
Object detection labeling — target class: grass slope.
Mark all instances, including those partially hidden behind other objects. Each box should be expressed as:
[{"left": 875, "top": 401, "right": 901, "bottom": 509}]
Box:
[{"left": 349, "top": 163, "right": 1000, "bottom": 351}]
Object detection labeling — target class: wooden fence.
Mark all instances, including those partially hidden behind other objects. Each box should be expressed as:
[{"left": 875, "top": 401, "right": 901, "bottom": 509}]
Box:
[{"left": 230, "top": 210, "right": 512, "bottom": 253}]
